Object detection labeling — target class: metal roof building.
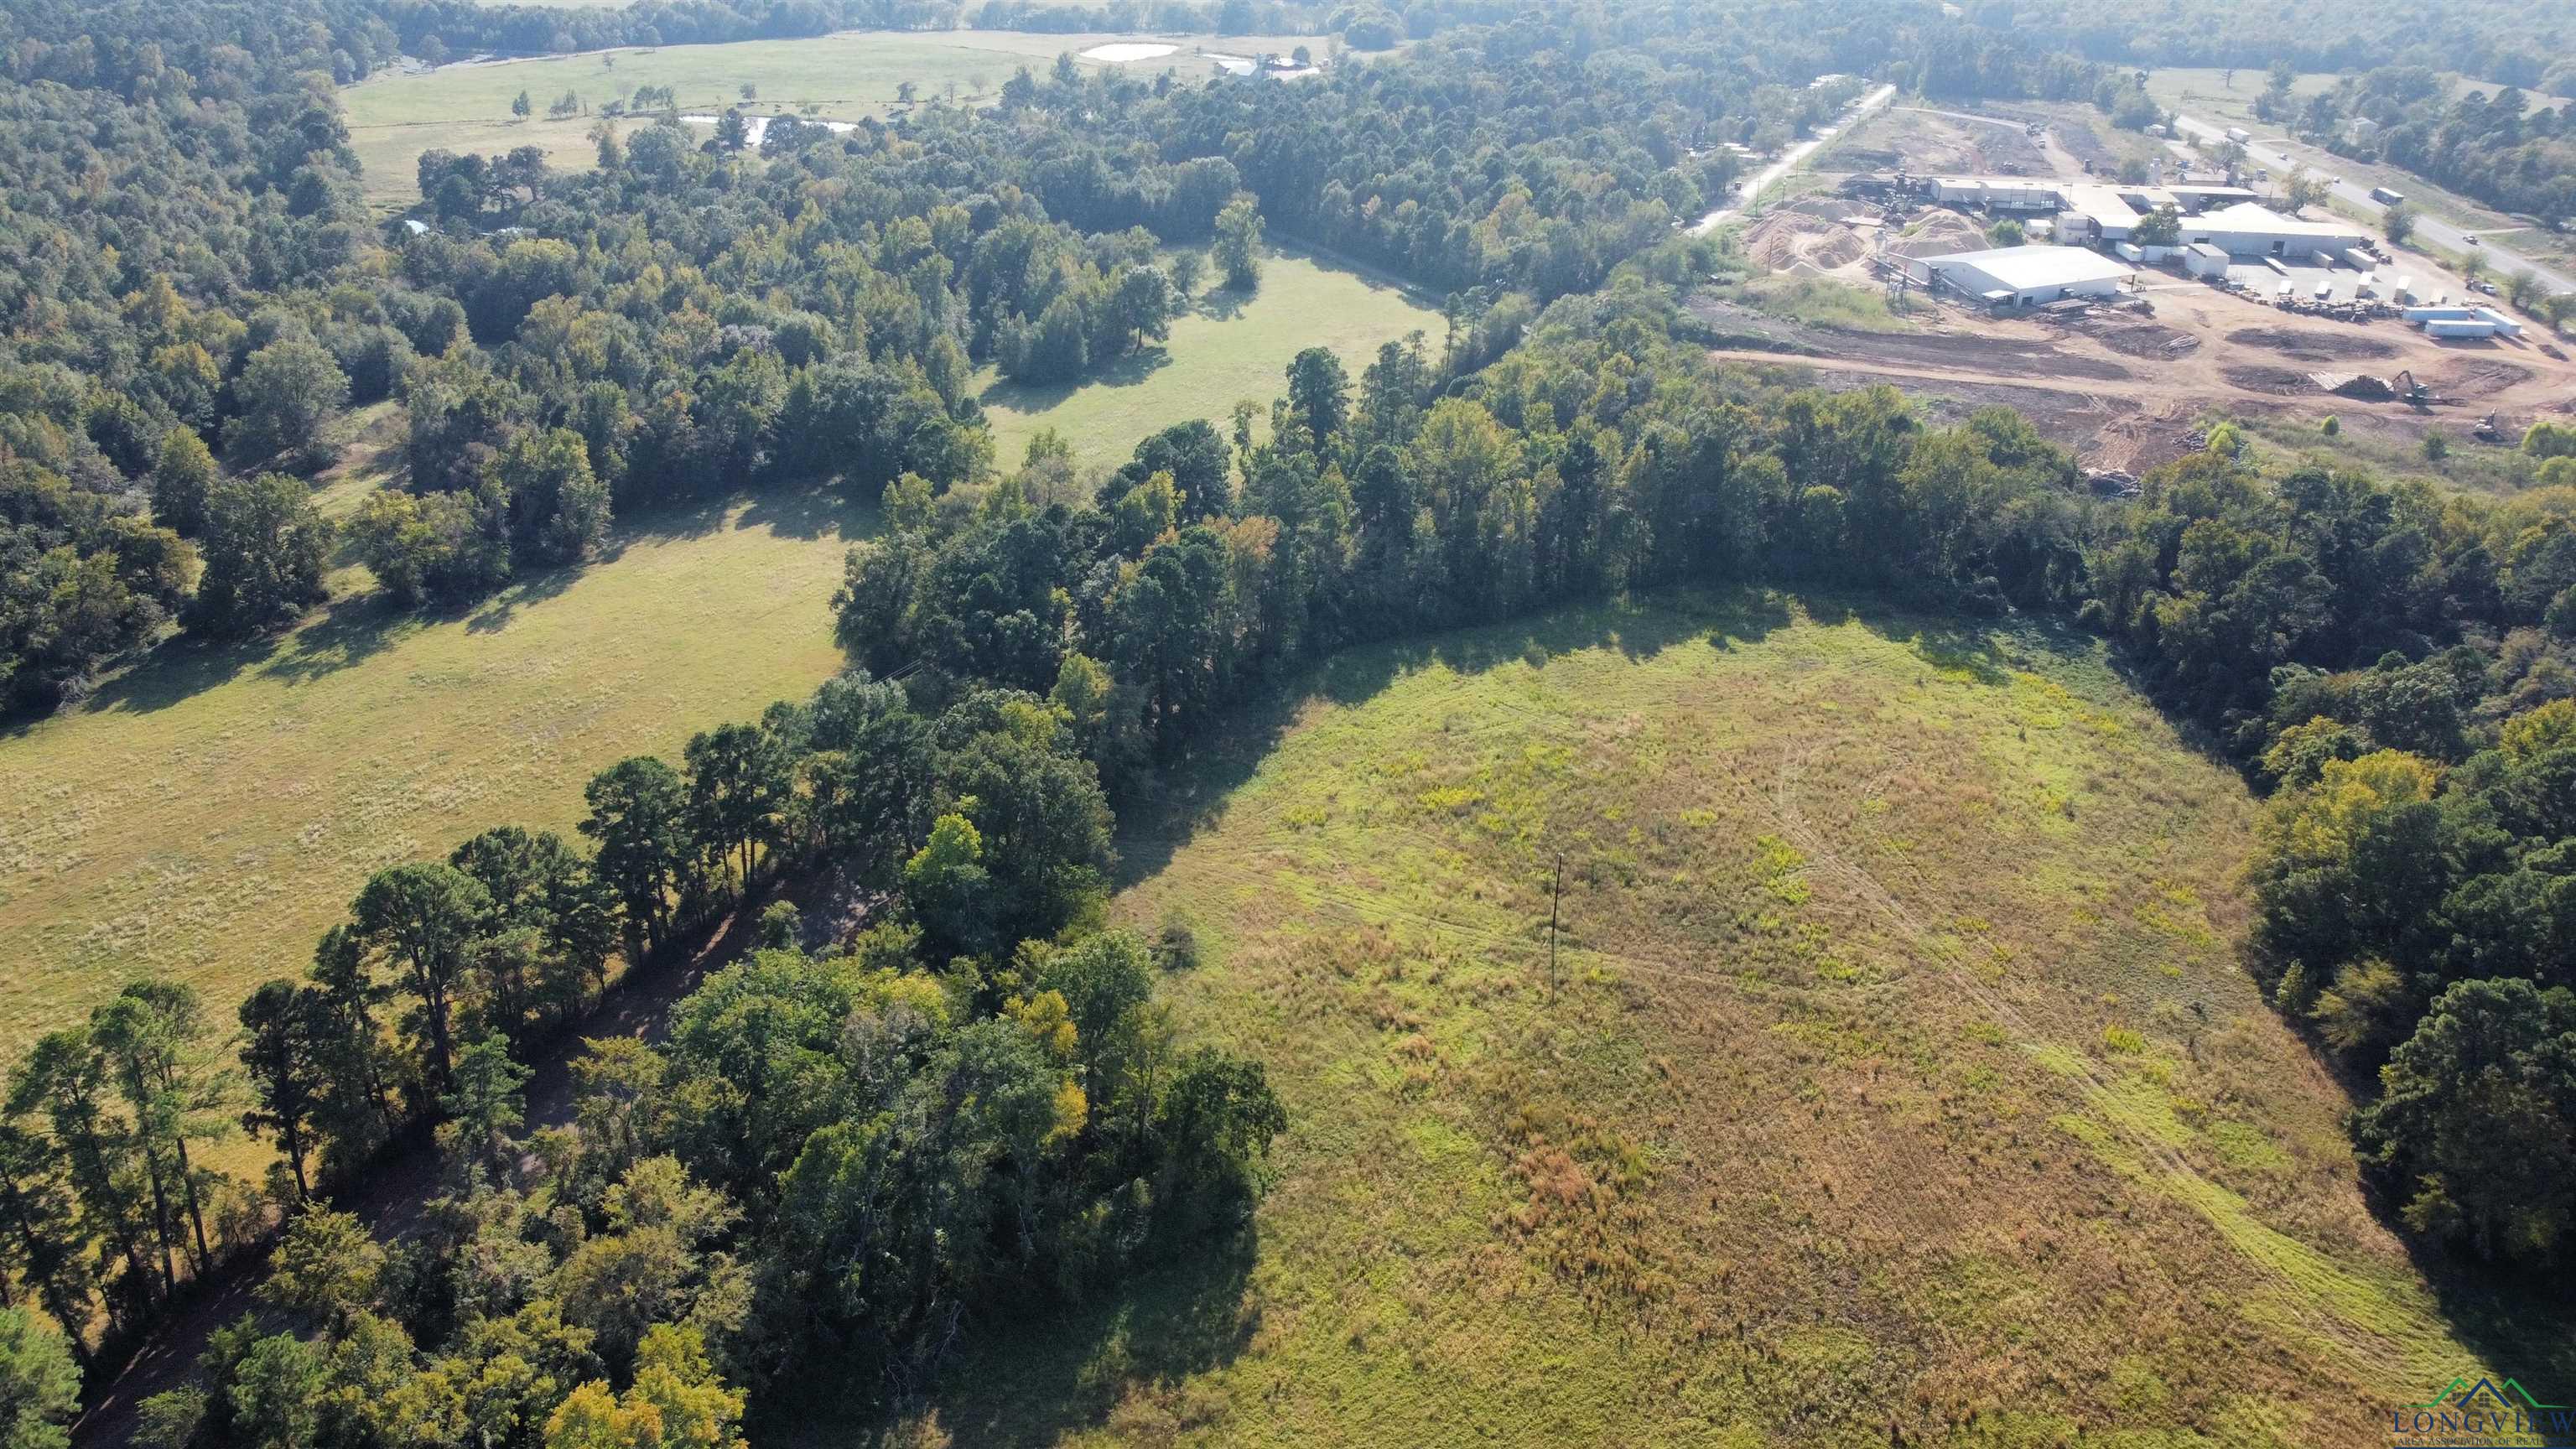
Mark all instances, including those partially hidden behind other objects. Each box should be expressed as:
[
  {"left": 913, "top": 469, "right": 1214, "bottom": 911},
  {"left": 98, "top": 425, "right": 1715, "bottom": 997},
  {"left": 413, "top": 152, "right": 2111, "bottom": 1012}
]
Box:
[
  {"left": 1900, "top": 245, "right": 2136, "bottom": 306},
  {"left": 2174, "top": 202, "right": 2370, "bottom": 261}
]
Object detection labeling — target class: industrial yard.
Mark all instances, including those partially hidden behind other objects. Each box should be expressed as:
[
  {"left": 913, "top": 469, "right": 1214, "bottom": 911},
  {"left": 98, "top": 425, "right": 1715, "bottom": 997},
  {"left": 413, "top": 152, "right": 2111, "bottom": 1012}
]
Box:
[{"left": 1706, "top": 104, "right": 2576, "bottom": 483}]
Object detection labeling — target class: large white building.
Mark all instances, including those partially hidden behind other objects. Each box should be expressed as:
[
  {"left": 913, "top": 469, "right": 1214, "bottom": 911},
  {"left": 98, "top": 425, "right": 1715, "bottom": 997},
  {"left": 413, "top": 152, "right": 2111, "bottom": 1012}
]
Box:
[
  {"left": 2168, "top": 201, "right": 2371, "bottom": 262},
  {"left": 1900, "top": 245, "right": 2136, "bottom": 306},
  {"left": 1922, "top": 176, "right": 2366, "bottom": 261}
]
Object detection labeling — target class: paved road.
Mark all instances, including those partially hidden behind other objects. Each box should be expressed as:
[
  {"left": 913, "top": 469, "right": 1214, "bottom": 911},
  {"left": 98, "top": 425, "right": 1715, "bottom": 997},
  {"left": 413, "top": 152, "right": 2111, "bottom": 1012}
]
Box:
[
  {"left": 1690, "top": 84, "right": 1898, "bottom": 234},
  {"left": 2168, "top": 112, "right": 2574, "bottom": 296}
]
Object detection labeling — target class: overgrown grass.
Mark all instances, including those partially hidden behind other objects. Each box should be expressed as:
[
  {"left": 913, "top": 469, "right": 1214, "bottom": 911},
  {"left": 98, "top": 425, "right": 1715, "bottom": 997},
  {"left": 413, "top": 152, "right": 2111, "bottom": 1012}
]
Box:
[
  {"left": 838, "top": 591, "right": 2563, "bottom": 1448},
  {"left": 975, "top": 247, "right": 1446, "bottom": 467},
  {"left": 340, "top": 30, "right": 1330, "bottom": 210},
  {"left": 2225, "top": 408, "right": 2552, "bottom": 496},
  {"left": 1733, "top": 273, "right": 1924, "bottom": 333},
  {"left": 0, "top": 485, "right": 871, "bottom": 1064}
]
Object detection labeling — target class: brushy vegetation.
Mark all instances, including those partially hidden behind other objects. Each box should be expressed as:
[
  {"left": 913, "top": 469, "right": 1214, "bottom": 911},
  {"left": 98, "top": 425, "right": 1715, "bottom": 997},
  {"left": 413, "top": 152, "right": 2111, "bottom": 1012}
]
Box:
[
  {"left": 1733, "top": 273, "right": 1924, "bottom": 333},
  {"left": 855, "top": 593, "right": 2560, "bottom": 1446}
]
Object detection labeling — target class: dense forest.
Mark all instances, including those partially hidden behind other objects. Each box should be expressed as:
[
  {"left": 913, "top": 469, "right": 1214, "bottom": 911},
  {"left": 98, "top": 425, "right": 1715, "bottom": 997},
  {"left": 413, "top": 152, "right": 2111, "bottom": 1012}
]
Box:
[{"left": 2, "top": 0, "right": 2574, "bottom": 1441}]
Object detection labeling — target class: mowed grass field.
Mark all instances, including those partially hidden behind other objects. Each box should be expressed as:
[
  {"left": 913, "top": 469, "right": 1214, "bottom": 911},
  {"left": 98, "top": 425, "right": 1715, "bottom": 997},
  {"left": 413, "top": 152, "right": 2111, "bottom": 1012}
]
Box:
[
  {"left": 978, "top": 248, "right": 1444, "bottom": 468},
  {"left": 838, "top": 592, "right": 2566, "bottom": 1448},
  {"left": 0, "top": 482, "right": 870, "bottom": 1065},
  {"left": 342, "top": 30, "right": 1333, "bottom": 210}
]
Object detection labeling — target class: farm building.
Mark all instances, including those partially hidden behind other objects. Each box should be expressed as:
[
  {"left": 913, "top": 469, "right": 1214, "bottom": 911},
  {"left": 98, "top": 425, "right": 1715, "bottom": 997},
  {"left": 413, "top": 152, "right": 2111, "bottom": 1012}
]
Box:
[
  {"left": 1901, "top": 245, "right": 2136, "bottom": 306},
  {"left": 2182, "top": 242, "right": 2231, "bottom": 277}
]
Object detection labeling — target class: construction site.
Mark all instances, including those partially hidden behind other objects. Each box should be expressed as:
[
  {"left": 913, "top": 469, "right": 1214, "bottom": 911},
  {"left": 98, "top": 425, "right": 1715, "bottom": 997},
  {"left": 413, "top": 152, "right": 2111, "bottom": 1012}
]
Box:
[{"left": 1701, "top": 104, "right": 2576, "bottom": 484}]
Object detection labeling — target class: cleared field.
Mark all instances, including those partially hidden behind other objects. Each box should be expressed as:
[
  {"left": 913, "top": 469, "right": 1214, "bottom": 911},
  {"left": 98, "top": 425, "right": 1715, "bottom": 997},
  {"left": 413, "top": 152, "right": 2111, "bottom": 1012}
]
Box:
[
  {"left": 831, "top": 593, "right": 2567, "bottom": 1447},
  {"left": 977, "top": 247, "right": 1443, "bottom": 467},
  {"left": 0, "top": 486, "right": 870, "bottom": 1063},
  {"left": 342, "top": 30, "right": 1332, "bottom": 210}
]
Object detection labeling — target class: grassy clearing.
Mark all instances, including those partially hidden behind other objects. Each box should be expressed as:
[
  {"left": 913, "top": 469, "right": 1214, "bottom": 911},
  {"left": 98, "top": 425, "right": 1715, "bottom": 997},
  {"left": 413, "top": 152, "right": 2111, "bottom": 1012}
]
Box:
[
  {"left": 976, "top": 247, "right": 1445, "bottom": 468},
  {"left": 0, "top": 481, "right": 871, "bottom": 1066},
  {"left": 1731, "top": 274, "right": 1924, "bottom": 333},
  {"left": 836, "top": 591, "right": 2564, "bottom": 1448},
  {"left": 341, "top": 30, "right": 1331, "bottom": 210},
  {"left": 2228, "top": 409, "right": 2550, "bottom": 496}
]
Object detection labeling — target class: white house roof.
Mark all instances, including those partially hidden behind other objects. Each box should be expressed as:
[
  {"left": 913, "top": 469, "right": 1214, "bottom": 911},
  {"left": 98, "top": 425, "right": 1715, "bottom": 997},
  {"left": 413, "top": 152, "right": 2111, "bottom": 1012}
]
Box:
[{"left": 1916, "top": 244, "right": 2135, "bottom": 290}]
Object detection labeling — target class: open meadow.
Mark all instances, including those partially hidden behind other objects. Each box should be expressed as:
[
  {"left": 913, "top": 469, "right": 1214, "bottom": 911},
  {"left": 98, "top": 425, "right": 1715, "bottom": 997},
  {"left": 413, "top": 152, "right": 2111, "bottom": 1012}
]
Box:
[
  {"left": 828, "top": 592, "right": 2568, "bottom": 1448},
  {"left": 342, "top": 29, "right": 1335, "bottom": 210},
  {"left": 0, "top": 483, "right": 870, "bottom": 1065},
  {"left": 978, "top": 247, "right": 1446, "bottom": 467}
]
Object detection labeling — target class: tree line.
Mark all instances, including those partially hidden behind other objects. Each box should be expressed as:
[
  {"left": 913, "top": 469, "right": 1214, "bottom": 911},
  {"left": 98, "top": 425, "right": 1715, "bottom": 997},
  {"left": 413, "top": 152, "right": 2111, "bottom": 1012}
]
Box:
[
  {"left": 2087, "top": 434, "right": 2576, "bottom": 1263},
  {"left": 2273, "top": 65, "right": 2576, "bottom": 231},
  {"left": 0, "top": 657, "right": 1284, "bottom": 1446}
]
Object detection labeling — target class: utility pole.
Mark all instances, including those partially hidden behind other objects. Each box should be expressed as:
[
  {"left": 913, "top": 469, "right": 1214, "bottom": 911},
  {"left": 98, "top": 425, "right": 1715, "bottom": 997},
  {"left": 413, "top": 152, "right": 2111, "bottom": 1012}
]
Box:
[{"left": 1546, "top": 851, "right": 1565, "bottom": 1002}]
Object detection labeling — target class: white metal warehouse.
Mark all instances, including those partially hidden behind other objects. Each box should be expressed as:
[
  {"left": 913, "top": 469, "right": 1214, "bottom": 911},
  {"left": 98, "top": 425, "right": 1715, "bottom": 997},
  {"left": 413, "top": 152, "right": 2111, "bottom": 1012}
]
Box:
[{"left": 1900, "top": 245, "right": 2136, "bottom": 307}]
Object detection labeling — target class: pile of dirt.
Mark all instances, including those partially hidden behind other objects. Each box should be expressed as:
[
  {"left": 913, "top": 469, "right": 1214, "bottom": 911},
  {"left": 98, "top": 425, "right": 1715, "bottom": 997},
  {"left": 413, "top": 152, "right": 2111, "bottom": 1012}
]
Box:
[
  {"left": 1887, "top": 210, "right": 1986, "bottom": 258},
  {"left": 2222, "top": 364, "right": 2317, "bottom": 395},
  {"left": 2315, "top": 372, "right": 2395, "bottom": 399},
  {"left": 1745, "top": 209, "right": 1870, "bottom": 272},
  {"left": 2223, "top": 326, "right": 2397, "bottom": 361},
  {"left": 2084, "top": 319, "right": 2201, "bottom": 361},
  {"left": 2085, "top": 402, "right": 2219, "bottom": 475}
]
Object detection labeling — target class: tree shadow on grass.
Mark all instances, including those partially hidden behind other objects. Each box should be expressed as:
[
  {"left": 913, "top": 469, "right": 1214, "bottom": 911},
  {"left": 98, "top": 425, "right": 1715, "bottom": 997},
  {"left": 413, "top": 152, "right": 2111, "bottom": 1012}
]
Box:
[
  {"left": 738, "top": 481, "right": 880, "bottom": 543},
  {"left": 1113, "top": 587, "right": 1795, "bottom": 891},
  {"left": 1842, "top": 596, "right": 2016, "bottom": 686},
  {"left": 461, "top": 560, "right": 589, "bottom": 636},
  {"left": 258, "top": 591, "right": 416, "bottom": 683},
  {"left": 22, "top": 632, "right": 265, "bottom": 729},
  {"left": 1196, "top": 284, "right": 1256, "bottom": 324},
  {"left": 45, "top": 588, "right": 421, "bottom": 723},
  {"left": 978, "top": 346, "right": 1176, "bottom": 416},
  {"left": 2399, "top": 1233, "right": 2576, "bottom": 1394},
  {"left": 767, "top": 1227, "right": 1261, "bottom": 1449},
  {"left": 602, "top": 489, "right": 743, "bottom": 548}
]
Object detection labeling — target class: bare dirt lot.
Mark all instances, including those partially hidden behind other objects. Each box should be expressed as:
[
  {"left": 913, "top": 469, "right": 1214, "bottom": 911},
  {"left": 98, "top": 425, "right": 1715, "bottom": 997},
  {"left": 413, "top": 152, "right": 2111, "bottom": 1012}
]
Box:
[
  {"left": 1722, "top": 99, "right": 2576, "bottom": 480},
  {"left": 1695, "top": 278, "right": 2576, "bottom": 476}
]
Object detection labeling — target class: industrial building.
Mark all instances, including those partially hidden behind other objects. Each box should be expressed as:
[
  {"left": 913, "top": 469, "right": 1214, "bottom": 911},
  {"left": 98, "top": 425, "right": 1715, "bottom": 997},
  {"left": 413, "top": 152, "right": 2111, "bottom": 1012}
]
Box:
[
  {"left": 1899, "top": 245, "right": 2136, "bottom": 307},
  {"left": 1914, "top": 176, "right": 2366, "bottom": 263},
  {"left": 2169, "top": 202, "right": 2371, "bottom": 262}
]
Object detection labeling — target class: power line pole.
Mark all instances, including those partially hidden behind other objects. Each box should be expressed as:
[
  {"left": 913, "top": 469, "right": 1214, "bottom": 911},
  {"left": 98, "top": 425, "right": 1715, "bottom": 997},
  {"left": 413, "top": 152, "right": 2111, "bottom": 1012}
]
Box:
[{"left": 1546, "top": 850, "right": 1564, "bottom": 1003}]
